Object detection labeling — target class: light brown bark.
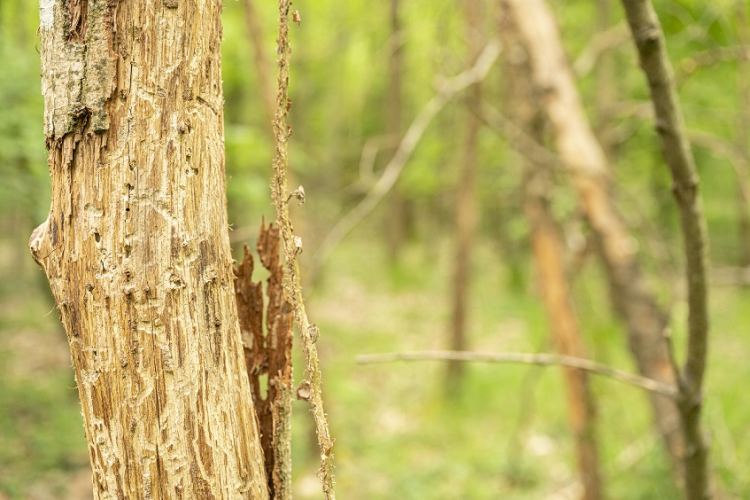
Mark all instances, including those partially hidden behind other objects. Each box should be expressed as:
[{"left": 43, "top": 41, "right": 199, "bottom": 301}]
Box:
[
  {"left": 500, "top": 12, "right": 603, "bottom": 496},
  {"left": 501, "top": 0, "right": 685, "bottom": 478},
  {"left": 447, "top": 0, "right": 483, "bottom": 386},
  {"left": 525, "top": 172, "right": 603, "bottom": 500},
  {"left": 30, "top": 1, "right": 269, "bottom": 497}
]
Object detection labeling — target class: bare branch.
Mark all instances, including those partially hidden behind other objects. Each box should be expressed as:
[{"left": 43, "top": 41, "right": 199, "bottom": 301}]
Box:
[
  {"left": 621, "top": 0, "right": 711, "bottom": 497},
  {"left": 314, "top": 41, "right": 502, "bottom": 266},
  {"left": 573, "top": 22, "right": 630, "bottom": 76},
  {"left": 357, "top": 351, "right": 678, "bottom": 398}
]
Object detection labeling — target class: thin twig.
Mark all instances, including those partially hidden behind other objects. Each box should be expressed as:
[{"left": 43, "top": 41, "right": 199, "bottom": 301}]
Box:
[
  {"left": 314, "top": 41, "right": 502, "bottom": 267},
  {"left": 473, "top": 101, "right": 562, "bottom": 170},
  {"left": 356, "top": 351, "right": 678, "bottom": 398},
  {"left": 271, "top": 2, "right": 335, "bottom": 498}
]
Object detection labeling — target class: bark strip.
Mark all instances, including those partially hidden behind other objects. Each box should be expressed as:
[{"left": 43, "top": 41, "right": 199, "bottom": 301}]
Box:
[
  {"left": 235, "top": 222, "right": 294, "bottom": 499},
  {"left": 620, "top": 1, "right": 712, "bottom": 497}
]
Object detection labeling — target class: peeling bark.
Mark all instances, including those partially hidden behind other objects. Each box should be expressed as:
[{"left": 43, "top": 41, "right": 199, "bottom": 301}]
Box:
[
  {"left": 235, "top": 222, "right": 294, "bottom": 499},
  {"left": 32, "top": 1, "right": 269, "bottom": 497}
]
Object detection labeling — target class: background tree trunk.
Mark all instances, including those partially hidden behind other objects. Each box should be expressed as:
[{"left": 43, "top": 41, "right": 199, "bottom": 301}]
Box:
[
  {"left": 30, "top": 0, "right": 269, "bottom": 497},
  {"left": 501, "top": 0, "right": 685, "bottom": 480},
  {"left": 447, "top": 0, "right": 483, "bottom": 388},
  {"left": 385, "top": 0, "right": 409, "bottom": 264},
  {"left": 501, "top": 10, "right": 603, "bottom": 497}
]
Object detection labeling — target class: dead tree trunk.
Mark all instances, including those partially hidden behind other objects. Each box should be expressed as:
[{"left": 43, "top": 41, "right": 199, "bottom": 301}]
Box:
[
  {"left": 447, "top": 0, "right": 483, "bottom": 388},
  {"left": 501, "top": 0, "right": 685, "bottom": 479},
  {"left": 30, "top": 1, "right": 269, "bottom": 497}
]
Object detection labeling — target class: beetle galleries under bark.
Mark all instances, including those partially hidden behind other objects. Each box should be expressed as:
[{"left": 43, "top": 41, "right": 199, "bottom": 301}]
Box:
[{"left": 30, "top": 1, "right": 269, "bottom": 497}]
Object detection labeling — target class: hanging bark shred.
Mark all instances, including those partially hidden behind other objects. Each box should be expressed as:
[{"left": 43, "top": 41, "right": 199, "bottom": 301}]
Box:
[{"left": 235, "top": 221, "right": 294, "bottom": 499}]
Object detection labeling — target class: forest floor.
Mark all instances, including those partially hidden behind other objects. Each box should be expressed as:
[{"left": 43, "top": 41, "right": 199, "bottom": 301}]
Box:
[{"left": 1, "top": 239, "right": 749, "bottom": 498}]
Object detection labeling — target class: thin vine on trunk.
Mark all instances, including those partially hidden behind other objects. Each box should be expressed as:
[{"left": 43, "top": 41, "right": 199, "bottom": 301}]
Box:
[{"left": 271, "top": 2, "right": 336, "bottom": 498}]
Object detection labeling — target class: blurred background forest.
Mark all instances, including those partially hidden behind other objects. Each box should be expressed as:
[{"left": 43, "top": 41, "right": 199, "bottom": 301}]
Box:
[{"left": 1, "top": 0, "right": 750, "bottom": 498}]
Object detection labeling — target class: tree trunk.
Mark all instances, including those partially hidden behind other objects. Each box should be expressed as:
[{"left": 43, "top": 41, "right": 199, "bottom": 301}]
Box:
[
  {"left": 594, "top": 0, "right": 617, "bottom": 156},
  {"left": 447, "top": 0, "right": 483, "bottom": 388},
  {"left": 525, "top": 172, "right": 603, "bottom": 500},
  {"left": 385, "top": 0, "right": 409, "bottom": 264},
  {"left": 500, "top": 12, "right": 603, "bottom": 497},
  {"left": 30, "top": 1, "right": 269, "bottom": 497},
  {"left": 501, "top": 0, "right": 685, "bottom": 480}
]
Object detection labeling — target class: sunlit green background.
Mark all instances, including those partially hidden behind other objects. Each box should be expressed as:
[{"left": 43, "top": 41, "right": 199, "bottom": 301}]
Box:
[{"left": 1, "top": 0, "right": 749, "bottom": 498}]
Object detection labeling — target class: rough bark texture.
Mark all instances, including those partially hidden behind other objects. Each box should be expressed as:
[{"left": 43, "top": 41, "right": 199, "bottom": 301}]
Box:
[
  {"left": 235, "top": 222, "right": 294, "bottom": 499},
  {"left": 447, "top": 0, "right": 482, "bottom": 387},
  {"left": 30, "top": 0, "right": 269, "bottom": 497},
  {"left": 501, "top": 0, "right": 685, "bottom": 479},
  {"left": 621, "top": 1, "right": 712, "bottom": 498}
]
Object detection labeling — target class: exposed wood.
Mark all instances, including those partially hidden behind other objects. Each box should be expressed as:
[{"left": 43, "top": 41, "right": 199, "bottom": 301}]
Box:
[
  {"left": 501, "top": 0, "right": 685, "bottom": 479},
  {"left": 235, "top": 222, "right": 294, "bottom": 499},
  {"left": 30, "top": 0, "right": 269, "bottom": 497},
  {"left": 620, "top": 1, "right": 712, "bottom": 497}
]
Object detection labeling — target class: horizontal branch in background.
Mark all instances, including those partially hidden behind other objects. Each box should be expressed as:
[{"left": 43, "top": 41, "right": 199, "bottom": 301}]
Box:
[
  {"left": 314, "top": 40, "right": 502, "bottom": 267},
  {"left": 357, "top": 351, "right": 678, "bottom": 398}
]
